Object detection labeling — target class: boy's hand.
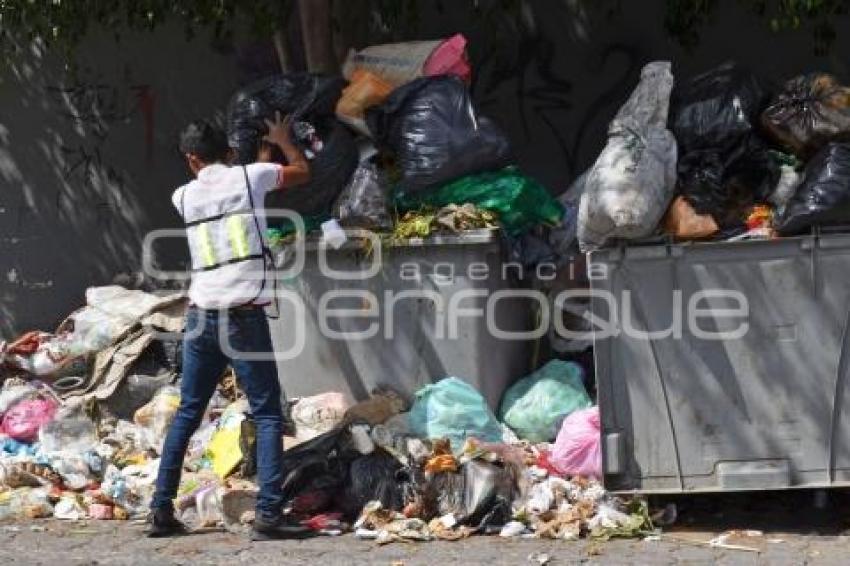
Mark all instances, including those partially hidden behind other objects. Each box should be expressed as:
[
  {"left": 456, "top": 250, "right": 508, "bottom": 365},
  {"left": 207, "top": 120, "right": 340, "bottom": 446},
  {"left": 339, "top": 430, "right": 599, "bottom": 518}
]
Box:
[{"left": 263, "top": 111, "right": 293, "bottom": 147}]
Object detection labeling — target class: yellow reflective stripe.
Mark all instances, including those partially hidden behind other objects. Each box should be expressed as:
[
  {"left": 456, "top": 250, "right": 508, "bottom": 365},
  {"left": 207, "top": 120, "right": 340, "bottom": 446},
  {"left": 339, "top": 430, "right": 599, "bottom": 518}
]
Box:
[
  {"left": 226, "top": 215, "right": 250, "bottom": 259},
  {"left": 196, "top": 223, "right": 217, "bottom": 267}
]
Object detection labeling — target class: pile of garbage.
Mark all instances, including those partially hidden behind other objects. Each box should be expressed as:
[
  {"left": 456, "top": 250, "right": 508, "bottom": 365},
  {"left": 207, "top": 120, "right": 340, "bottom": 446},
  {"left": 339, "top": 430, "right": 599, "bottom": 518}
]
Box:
[
  {"left": 225, "top": 34, "right": 565, "bottom": 250},
  {"left": 0, "top": 286, "right": 187, "bottom": 521},
  {"left": 576, "top": 61, "right": 850, "bottom": 251},
  {"left": 229, "top": 43, "right": 850, "bottom": 264},
  {"left": 0, "top": 306, "right": 653, "bottom": 542}
]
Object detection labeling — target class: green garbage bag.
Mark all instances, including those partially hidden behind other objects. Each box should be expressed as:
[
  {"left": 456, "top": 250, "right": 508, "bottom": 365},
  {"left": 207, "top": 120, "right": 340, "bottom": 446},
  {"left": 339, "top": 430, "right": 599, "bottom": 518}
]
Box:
[
  {"left": 409, "top": 377, "right": 503, "bottom": 452},
  {"left": 498, "top": 360, "right": 592, "bottom": 443},
  {"left": 266, "top": 214, "right": 329, "bottom": 243},
  {"left": 394, "top": 166, "right": 565, "bottom": 235}
]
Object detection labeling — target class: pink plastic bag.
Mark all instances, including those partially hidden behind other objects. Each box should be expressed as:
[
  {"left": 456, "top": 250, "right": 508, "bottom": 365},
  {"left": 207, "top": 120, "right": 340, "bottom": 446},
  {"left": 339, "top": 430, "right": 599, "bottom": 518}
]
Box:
[
  {"left": 550, "top": 406, "right": 601, "bottom": 479},
  {"left": 423, "top": 34, "right": 471, "bottom": 83},
  {"left": 2, "top": 398, "right": 58, "bottom": 443}
]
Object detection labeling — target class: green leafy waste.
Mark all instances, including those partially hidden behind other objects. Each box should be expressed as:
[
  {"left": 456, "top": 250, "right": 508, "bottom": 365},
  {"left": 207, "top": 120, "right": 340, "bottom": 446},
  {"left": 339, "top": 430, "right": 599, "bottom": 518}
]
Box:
[
  {"left": 393, "top": 166, "right": 565, "bottom": 236},
  {"left": 589, "top": 499, "right": 657, "bottom": 541}
]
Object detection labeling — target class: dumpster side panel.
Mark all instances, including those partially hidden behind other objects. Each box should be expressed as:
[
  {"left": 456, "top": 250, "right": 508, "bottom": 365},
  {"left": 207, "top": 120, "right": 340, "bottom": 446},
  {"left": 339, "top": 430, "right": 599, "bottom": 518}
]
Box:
[
  {"left": 269, "top": 235, "right": 532, "bottom": 410},
  {"left": 593, "top": 236, "right": 850, "bottom": 493}
]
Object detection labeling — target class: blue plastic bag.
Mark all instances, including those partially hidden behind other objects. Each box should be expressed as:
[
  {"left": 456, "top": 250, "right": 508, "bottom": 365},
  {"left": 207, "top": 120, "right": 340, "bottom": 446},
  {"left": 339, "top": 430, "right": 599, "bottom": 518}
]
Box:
[
  {"left": 409, "top": 377, "right": 503, "bottom": 452},
  {"left": 498, "top": 360, "right": 592, "bottom": 443}
]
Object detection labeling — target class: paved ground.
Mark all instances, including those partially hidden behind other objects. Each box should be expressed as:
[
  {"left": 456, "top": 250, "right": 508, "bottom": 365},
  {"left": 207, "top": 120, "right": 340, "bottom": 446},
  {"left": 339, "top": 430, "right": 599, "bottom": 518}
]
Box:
[
  {"left": 1, "top": 491, "right": 849, "bottom": 565},
  {"left": 0, "top": 521, "right": 848, "bottom": 565}
]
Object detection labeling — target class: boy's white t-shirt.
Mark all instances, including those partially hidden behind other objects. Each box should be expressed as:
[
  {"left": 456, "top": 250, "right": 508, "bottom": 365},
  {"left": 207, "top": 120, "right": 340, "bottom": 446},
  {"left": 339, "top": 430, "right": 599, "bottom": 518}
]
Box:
[{"left": 172, "top": 162, "right": 283, "bottom": 309}]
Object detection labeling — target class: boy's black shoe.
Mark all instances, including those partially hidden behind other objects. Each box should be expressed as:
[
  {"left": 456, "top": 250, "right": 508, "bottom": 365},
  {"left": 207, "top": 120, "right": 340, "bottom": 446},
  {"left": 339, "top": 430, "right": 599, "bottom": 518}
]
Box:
[
  {"left": 251, "top": 515, "right": 314, "bottom": 541},
  {"left": 147, "top": 507, "right": 188, "bottom": 538}
]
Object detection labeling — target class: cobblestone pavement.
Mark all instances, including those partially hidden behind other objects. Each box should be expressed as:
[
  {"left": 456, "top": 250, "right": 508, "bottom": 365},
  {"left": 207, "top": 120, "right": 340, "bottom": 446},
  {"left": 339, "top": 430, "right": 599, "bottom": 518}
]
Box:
[{"left": 0, "top": 491, "right": 848, "bottom": 565}]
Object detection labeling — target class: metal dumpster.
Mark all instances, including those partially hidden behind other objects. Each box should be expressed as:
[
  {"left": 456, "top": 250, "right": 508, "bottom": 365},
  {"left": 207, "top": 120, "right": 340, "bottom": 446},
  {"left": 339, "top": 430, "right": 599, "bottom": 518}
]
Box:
[
  {"left": 268, "top": 229, "right": 534, "bottom": 409},
  {"left": 590, "top": 234, "right": 850, "bottom": 493}
]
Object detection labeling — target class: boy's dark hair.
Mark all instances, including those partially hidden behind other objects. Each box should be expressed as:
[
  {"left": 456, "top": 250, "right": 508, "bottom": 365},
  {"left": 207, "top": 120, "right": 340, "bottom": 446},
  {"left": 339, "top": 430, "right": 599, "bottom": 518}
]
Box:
[{"left": 178, "top": 120, "right": 229, "bottom": 163}]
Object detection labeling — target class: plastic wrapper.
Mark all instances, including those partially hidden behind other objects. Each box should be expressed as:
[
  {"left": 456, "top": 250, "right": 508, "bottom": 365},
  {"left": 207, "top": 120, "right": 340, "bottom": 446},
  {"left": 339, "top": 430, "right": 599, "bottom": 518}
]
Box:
[
  {"left": 769, "top": 162, "right": 803, "bottom": 216},
  {"left": 290, "top": 392, "right": 350, "bottom": 444},
  {"left": 550, "top": 406, "right": 602, "bottom": 479},
  {"left": 133, "top": 385, "right": 180, "bottom": 454},
  {"left": 1, "top": 397, "right": 58, "bottom": 443},
  {"left": 408, "top": 378, "right": 503, "bottom": 453},
  {"left": 775, "top": 143, "right": 850, "bottom": 234},
  {"left": 762, "top": 73, "right": 850, "bottom": 158},
  {"left": 47, "top": 451, "right": 103, "bottom": 490},
  {"left": 54, "top": 495, "right": 86, "bottom": 520},
  {"left": 394, "top": 166, "right": 564, "bottom": 236},
  {"left": 342, "top": 34, "right": 470, "bottom": 87},
  {"left": 198, "top": 399, "right": 250, "bottom": 478},
  {"left": 336, "top": 69, "right": 394, "bottom": 135},
  {"left": 0, "top": 487, "right": 53, "bottom": 520},
  {"left": 498, "top": 361, "right": 592, "bottom": 443},
  {"left": 207, "top": 409, "right": 249, "bottom": 479},
  {"left": 577, "top": 62, "right": 677, "bottom": 251},
  {"left": 0, "top": 437, "right": 39, "bottom": 458},
  {"left": 367, "top": 76, "right": 511, "bottom": 195},
  {"left": 331, "top": 162, "right": 392, "bottom": 229},
  {"left": 104, "top": 372, "right": 175, "bottom": 421},
  {"left": 662, "top": 196, "right": 720, "bottom": 240},
  {"left": 178, "top": 484, "right": 224, "bottom": 528},
  {"left": 4, "top": 332, "right": 82, "bottom": 377},
  {"left": 101, "top": 464, "right": 140, "bottom": 515},
  {"left": 0, "top": 382, "right": 37, "bottom": 416},
  {"left": 38, "top": 409, "right": 98, "bottom": 454}
]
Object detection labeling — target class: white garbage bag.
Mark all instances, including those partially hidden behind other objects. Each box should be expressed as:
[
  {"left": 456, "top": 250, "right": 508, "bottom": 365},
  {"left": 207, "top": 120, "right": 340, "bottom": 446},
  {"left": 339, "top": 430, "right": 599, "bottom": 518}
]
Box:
[{"left": 578, "top": 61, "right": 678, "bottom": 251}]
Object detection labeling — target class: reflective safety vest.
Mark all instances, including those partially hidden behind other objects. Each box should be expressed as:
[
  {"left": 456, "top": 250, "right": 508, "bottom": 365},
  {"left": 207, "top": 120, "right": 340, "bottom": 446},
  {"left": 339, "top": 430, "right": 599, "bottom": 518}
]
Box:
[{"left": 180, "top": 166, "right": 266, "bottom": 274}]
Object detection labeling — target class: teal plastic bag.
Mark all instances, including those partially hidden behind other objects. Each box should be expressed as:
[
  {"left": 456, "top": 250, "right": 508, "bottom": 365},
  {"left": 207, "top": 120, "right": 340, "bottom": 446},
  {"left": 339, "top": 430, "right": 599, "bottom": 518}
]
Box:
[
  {"left": 394, "top": 166, "right": 565, "bottom": 235},
  {"left": 409, "top": 377, "right": 503, "bottom": 452},
  {"left": 498, "top": 360, "right": 592, "bottom": 443}
]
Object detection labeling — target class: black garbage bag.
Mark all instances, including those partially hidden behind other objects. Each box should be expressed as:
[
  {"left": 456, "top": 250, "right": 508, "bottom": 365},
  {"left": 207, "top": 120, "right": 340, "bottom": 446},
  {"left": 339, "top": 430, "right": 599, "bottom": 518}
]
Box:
[
  {"left": 336, "top": 451, "right": 411, "bottom": 519},
  {"left": 366, "top": 75, "right": 512, "bottom": 194},
  {"left": 775, "top": 143, "right": 850, "bottom": 234},
  {"left": 669, "top": 62, "right": 769, "bottom": 154},
  {"left": 227, "top": 74, "right": 357, "bottom": 216},
  {"left": 762, "top": 73, "right": 850, "bottom": 159},
  {"left": 263, "top": 118, "right": 359, "bottom": 217},
  {"left": 420, "top": 460, "right": 516, "bottom": 528},
  {"left": 332, "top": 160, "right": 392, "bottom": 229},
  {"left": 677, "top": 134, "right": 780, "bottom": 227},
  {"left": 228, "top": 74, "right": 344, "bottom": 131},
  {"left": 280, "top": 427, "right": 361, "bottom": 507}
]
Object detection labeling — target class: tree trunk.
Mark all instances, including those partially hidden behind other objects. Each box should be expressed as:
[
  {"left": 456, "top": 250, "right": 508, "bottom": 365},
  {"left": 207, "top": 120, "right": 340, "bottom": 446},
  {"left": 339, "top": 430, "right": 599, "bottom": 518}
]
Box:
[
  {"left": 297, "top": 0, "right": 338, "bottom": 73},
  {"left": 272, "top": 29, "right": 293, "bottom": 73}
]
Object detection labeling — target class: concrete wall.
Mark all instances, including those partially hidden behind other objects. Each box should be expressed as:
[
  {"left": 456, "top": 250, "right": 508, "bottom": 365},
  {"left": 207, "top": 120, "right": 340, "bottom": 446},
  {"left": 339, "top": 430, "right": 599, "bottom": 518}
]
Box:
[
  {"left": 2, "top": 2, "right": 849, "bottom": 336},
  {"left": 0, "top": 25, "right": 244, "bottom": 337},
  {"left": 448, "top": 0, "right": 850, "bottom": 191}
]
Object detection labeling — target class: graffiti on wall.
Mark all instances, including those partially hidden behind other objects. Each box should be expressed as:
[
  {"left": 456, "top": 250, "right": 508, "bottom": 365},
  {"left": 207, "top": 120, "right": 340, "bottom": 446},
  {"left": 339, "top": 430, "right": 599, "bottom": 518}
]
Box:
[{"left": 44, "top": 68, "right": 154, "bottom": 228}]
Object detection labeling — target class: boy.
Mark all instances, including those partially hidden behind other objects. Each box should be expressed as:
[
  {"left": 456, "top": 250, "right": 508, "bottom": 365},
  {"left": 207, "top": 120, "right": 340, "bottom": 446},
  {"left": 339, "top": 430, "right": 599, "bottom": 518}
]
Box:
[{"left": 148, "top": 113, "right": 310, "bottom": 540}]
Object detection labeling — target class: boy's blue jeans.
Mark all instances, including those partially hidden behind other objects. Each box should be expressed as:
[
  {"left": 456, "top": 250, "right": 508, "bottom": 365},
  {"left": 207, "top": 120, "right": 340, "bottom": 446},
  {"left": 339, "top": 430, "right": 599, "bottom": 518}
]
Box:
[{"left": 150, "top": 306, "right": 284, "bottom": 520}]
